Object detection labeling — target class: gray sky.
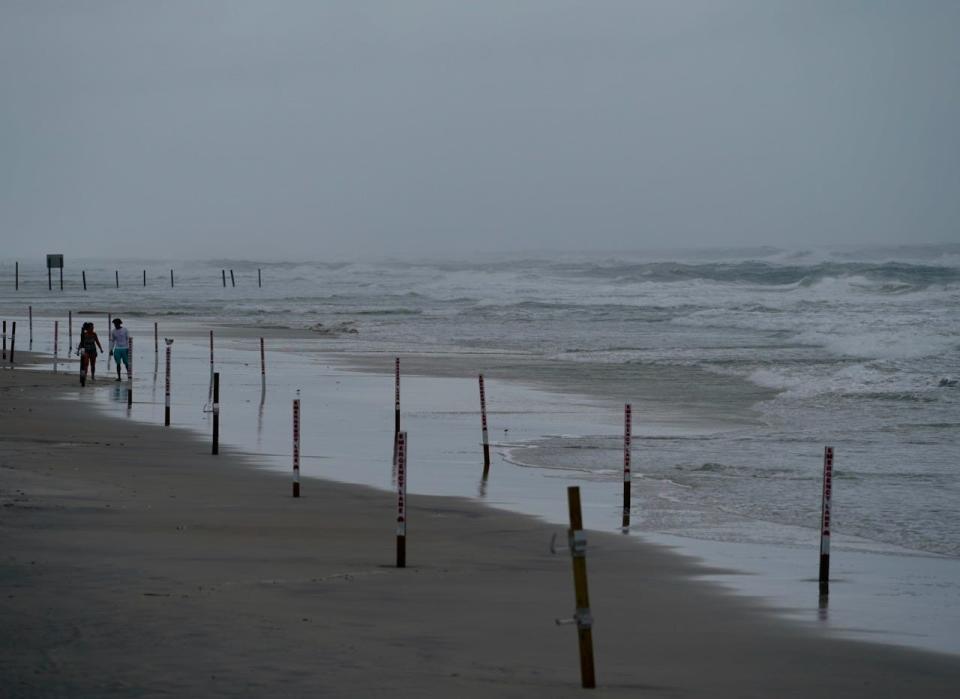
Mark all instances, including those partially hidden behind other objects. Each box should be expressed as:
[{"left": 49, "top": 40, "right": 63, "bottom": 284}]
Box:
[{"left": 1, "top": 1, "right": 958, "bottom": 259}]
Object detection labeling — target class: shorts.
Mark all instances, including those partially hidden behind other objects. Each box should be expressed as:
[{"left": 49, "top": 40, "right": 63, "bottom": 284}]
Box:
[{"left": 113, "top": 348, "right": 130, "bottom": 366}]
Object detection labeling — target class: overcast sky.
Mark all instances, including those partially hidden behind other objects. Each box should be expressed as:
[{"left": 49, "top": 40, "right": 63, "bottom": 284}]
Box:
[{"left": 1, "top": 1, "right": 958, "bottom": 260}]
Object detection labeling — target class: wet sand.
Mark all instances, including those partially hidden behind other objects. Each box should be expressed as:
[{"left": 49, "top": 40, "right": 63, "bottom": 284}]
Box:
[{"left": 2, "top": 361, "right": 959, "bottom": 697}]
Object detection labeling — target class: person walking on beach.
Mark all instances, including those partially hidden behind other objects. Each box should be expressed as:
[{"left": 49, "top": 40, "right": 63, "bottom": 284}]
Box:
[
  {"left": 76, "top": 322, "right": 103, "bottom": 386},
  {"left": 110, "top": 317, "right": 131, "bottom": 381}
]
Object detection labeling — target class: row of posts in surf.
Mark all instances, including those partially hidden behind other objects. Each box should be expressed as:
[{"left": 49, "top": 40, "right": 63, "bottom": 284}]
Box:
[
  {"left": 2, "top": 311, "right": 836, "bottom": 690},
  {"left": 7, "top": 263, "right": 264, "bottom": 290}
]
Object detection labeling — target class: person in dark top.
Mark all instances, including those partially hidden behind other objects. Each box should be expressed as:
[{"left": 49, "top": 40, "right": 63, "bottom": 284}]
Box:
[{"left": 76, "top": 322, "right": 103, "bottom": 386}]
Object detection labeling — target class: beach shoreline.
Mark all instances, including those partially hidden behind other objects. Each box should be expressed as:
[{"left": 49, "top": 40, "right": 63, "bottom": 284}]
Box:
[{"left": 3, "top": 356, "right": 960, "bottom": 697}]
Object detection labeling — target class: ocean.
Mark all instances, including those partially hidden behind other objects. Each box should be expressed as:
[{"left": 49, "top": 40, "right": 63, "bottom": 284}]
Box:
[{"left": 2, "top": 244, "right": 959, "bottom": 652}]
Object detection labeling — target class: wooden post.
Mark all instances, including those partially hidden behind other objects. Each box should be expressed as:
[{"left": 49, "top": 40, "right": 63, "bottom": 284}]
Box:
[
  {"left": 393, "top": 358, "right": 400, "bottom": 466},
  {"left": 154, "top": 322, "right": 158, "bottom": 355},
  {"left": 127, "top": 337, "right": 134, "bottom": 407},
  {"left": 143, "top": 269, "right": 146, "bottom": 286},
  {"left": 107, "top": 314, "right": 112, "bottom": 370},
  {"left": 566, "top": 486, "right": 596, "bottom": 689},
  {"left": 28, "top": 306, "right": 32, "bottom": 347},
  {"left": 53, "top": 320, "right": 58, "bottom": 372},
  {"left": 207, "top": 330, "right": 214, "bottom": 407},
  {"left": 115, "top": 270, "right": 119, "bottom": 288},
  {"left": 164, "top": 342, "right": 172, "bottom": 426},
  {"left": 170, "top": 269, "right": 174, "bottom": 287},
  {"left": 59, "top": 267, "right": 63, "bottom": 291},
  {"left": 819, "top": 446, "right": 834, "bottom": 596},
  {"left": 14, "top": 261, "right": 18, "bottom": 290},
  {"left": 212, "top": 372, "right": 220, "bottom": 455},
  {"left": 292, "top": 398, "right": 301, "bottom": 497},
  {"left": 258, "top": 268, "right": 262, "bottom": 288},
  {"left": 48, "top": 267, "right": 52, "bottom": 291},
  {"left": 68, "top": 311, "right": 72, "bottom": 351},
  {"left": 222, "top": 269, "right": 226, "bottom": 287},
  {"left": 230, "top": 269, "right": 235, "bottom": 287},
  {"left": 9, "top": 322, "right": 14, "bottom": 364},
  {"left": 479, "top": 374, "right": 491, "bottom": 476},
  {"left": 622, "top": 403, "right": 632, "bottom": 533},
  {"left": 2, "top": 320, "right": 5, "bottom": 360},
  {"left": 82, "top": 270, "right": 87, "bottom": 290},
  {"left": 396, "top": 431, "right": 407, "bottom": 568}
]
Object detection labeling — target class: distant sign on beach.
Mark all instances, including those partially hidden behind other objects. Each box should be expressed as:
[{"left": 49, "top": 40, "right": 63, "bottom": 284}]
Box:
[{"left": 46, "top": 254, "right": 64, "bottom": 269}]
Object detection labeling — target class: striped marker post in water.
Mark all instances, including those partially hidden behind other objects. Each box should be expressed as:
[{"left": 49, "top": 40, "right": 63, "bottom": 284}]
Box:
[
  {"left": 479, "top": 374, "right": 490, "bottom": 477},
  {"left": 819, "top": 446, "right": 834, "bottom": 595}
]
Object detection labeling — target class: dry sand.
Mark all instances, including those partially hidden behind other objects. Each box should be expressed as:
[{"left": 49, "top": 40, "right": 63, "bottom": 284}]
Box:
[{"left": 2, "top": 359, "right": 959, "bottom": 698}]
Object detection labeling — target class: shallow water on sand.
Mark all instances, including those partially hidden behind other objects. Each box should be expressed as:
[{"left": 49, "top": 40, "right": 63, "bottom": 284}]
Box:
[{"left": 35, "top": 322, "right": 958, "bottom": 657}]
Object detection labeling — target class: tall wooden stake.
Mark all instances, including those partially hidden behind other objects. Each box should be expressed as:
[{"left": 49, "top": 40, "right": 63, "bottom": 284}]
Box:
[
  {"left": 9, "top": 322, "right": 14, "bottom": 364},
  {"left": 2, "top": 320, "right": 5, "bottom": 360},
  {"left": 82, "top": 270, "right": 87, "bottom": 290},
  {"left": 292, "top": 398, "right": 301, "bottom": 497},
  {"left": 258, "top": 268, "right": 262, "bottom": 288},
  {"left": 479, "top": 374, "right": 491, "bottom": 476},
  {"left": 14, "top": 261, "right": 17, "bottom": 290},
  {"left": 53, "top": 320, "right": 58, "bottom": 372},
  {"left": 143, "top": 269, "right": 146, "bottom": 286},
  {"left": 222, "top": 269, "right": 226, "bottom": 287},
  {"left": 212, "top": 372, "right": 220, "bottom": 455},
  {"left": 819, "top": 446, "right": 834, "bottom": 596},
  {"left": 230, "top": 269, "right": 235, "bottom": 287},
  {"left": 170, "top": 269, "right": 174, "bottom": 287},
  {"left": 68, "top": 311, "right": 72, "bottom": 350},
  {"left": 28, "top": 306, "right": 32, "bottom": 347},
  {"left": 622, "top": 403, "right": 632, "bottom": 533},
  {"left": 115, "top": 270, "right": 119, "bottom": 288},
  {"left": 566, "top": 486, "right": 596, "bottom": 689},
  {"left": 396, "top": 431, "right": 407, "bottom": 567}
]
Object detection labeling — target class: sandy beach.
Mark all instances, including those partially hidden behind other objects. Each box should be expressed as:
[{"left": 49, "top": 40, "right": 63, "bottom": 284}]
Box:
[{"left": 2, "top": 356, "right": 959, "bottom": 697}]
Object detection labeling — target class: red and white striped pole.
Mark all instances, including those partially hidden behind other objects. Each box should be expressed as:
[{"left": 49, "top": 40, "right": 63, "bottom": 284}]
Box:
[
  {"left": 53, "top": 320, "right": 58, "bottom": 372},
  {"left": 259, "top": 337, "right": 266, "bottom": 387},
  {"left": 479, "top": 374, "right": 491, "bottom": 477},
  {"left": 396, "top": 431, "right": 407, "bottom": 568},
  {"left": 392, "top": 358, "right": 400, "bottom": 467},
  {"left": 819, "top": 446, "right": 834, "bottom": 595},
  {"left": 164, "top": 341, "right": 172, "bottom": 426},
  {"left": 622, "top": 403, "right": 632, "bottom": 533},
  {"left": 292, "top": 398, "right": 301, "bottom": 497}
]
